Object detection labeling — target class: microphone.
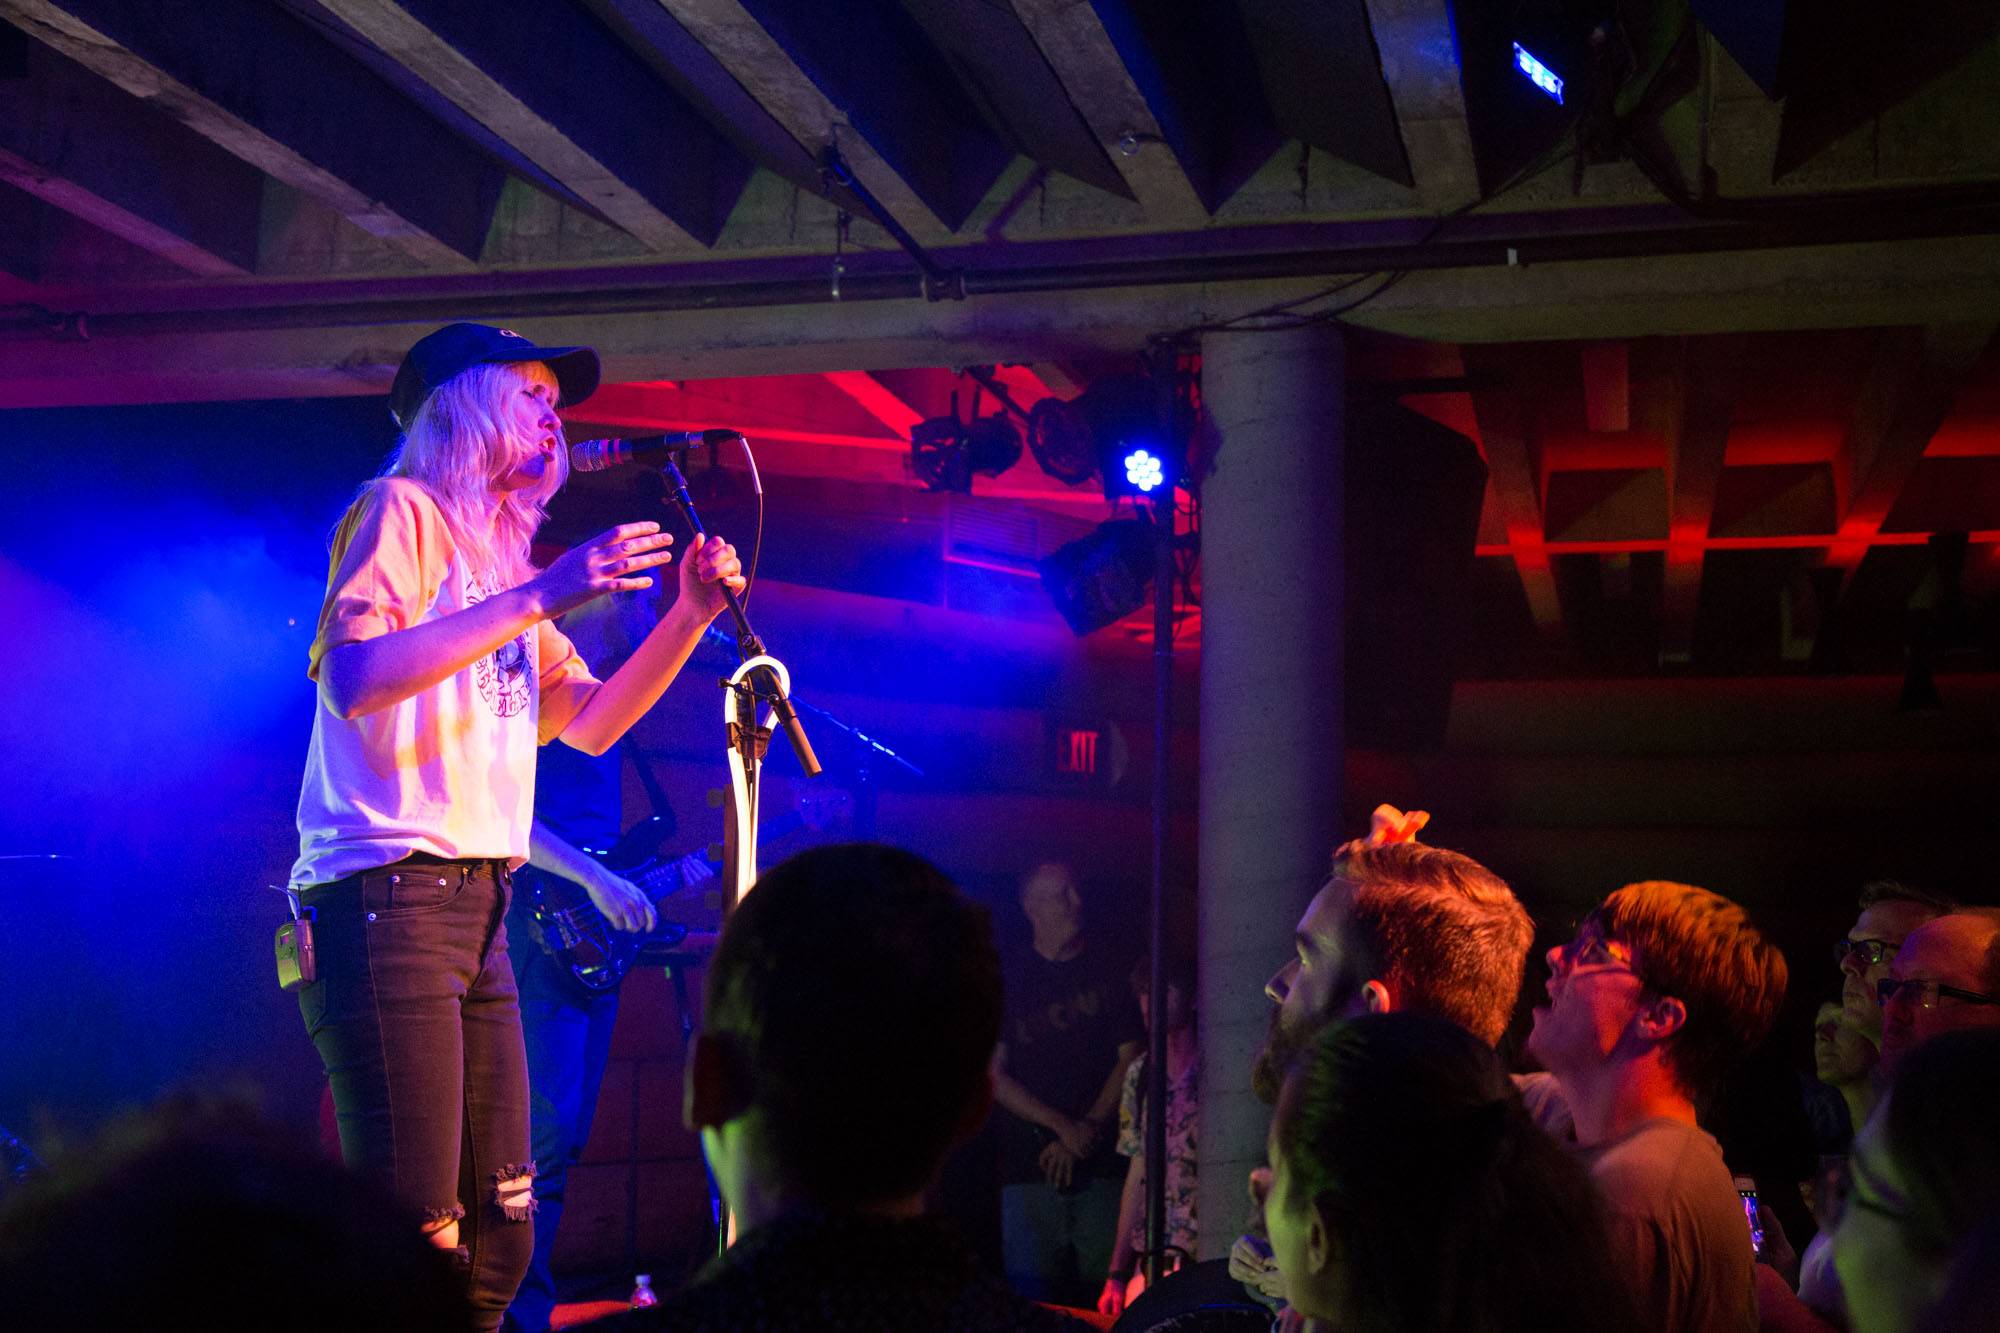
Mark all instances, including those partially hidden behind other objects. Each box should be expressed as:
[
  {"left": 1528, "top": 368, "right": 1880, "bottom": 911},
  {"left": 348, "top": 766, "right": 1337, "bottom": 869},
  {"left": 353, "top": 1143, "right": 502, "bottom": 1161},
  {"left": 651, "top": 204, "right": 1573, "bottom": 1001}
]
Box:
[{"left": 570, "top": 428, "right": 743, "bottom": 473}]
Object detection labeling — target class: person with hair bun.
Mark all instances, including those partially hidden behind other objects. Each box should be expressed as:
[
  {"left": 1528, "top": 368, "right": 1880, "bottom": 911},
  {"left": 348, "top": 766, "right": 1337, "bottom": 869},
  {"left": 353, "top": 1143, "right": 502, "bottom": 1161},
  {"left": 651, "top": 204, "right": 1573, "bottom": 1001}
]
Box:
[
  {"left": 288, "top": 323, "right": 744, "bottom": 1330},
  {"left": 1263, "top": 1012, "right": 1635, "bottom": 1333}
]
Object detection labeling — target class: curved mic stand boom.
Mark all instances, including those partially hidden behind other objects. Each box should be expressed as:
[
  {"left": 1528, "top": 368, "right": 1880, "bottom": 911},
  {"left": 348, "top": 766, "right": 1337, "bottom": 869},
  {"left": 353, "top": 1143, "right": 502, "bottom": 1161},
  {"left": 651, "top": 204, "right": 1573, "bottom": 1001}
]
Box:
[
  {"left": 652, "top": 446, "right": 816, "bottom": 876},
  {"left": 651, "top": 441, "right": 820, "bottom": 1255}
]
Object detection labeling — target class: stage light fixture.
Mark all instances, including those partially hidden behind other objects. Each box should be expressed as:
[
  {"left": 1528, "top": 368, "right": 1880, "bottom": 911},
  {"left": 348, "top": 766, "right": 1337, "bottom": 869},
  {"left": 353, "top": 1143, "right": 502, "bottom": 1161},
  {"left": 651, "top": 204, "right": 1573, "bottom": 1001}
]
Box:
[
  {"left": 910, "top": 411, "right": 1023, "bottom": 494},
  {"left": 1026, "top": 374, "right": 1183, "bottom": 500},
  {"left": 1123, "top": 449, "right": 1166, "bottom": 494},
  {"left": 1512, "top": 43, "right": 1565, "bottom": 103},
  {"left": 1026, "top": 397, "right": 1100, "bottom": 487},
  {"left": 1038, "top": 518, "right": 1157, "bottom": 637},
  {"left": 1451, "top": 1, "right": 1617, "bottom": 195}
]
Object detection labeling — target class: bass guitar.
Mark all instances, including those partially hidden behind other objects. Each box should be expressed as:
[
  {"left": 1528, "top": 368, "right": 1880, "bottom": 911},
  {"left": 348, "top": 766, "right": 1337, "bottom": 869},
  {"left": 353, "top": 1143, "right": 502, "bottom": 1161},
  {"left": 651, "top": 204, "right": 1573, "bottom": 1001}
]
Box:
[{"left": 522, "top": 789, "right": 846, "bottom": 995}]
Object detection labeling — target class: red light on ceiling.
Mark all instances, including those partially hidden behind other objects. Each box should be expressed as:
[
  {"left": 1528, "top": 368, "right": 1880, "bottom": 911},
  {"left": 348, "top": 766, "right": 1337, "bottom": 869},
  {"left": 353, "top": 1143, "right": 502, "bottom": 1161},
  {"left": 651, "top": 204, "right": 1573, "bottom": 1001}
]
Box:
[
  {"left": 1925, "top": 416, "right": 2000, "bottom": 458},
  {"left": 1724, "top": 422, "right": 1842, "bottom": 467}
]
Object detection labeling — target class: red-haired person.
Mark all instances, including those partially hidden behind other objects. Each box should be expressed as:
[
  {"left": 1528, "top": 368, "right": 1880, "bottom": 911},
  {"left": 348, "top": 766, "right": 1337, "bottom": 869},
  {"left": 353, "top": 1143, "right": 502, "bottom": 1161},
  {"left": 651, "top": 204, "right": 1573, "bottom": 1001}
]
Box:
[
  {"left": 1526, "top": 881, "right": 1788, "bottom": 1333},
  {"left": 1235, "top": 808, "right": 1535, "bottom": 1312}
]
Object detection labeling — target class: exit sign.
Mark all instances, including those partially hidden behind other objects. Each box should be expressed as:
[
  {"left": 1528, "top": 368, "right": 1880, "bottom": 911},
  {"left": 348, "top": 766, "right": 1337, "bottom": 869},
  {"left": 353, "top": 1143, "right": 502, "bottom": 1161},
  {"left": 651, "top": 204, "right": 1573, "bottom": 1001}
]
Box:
[
  {"left": 1058, "top": 728, "right": 1100, "bottom": 776},
  {"left": 1046, "top": 720, "right": 1126, "bottom": 788}
]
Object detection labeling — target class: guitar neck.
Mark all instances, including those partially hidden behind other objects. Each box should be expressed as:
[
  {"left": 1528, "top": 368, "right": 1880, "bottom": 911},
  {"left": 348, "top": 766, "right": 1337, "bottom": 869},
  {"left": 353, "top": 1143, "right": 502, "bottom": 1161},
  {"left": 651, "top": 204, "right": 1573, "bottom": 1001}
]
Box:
[
  {"left": 630, "top": 811, "right": 810, "bottom": 899},
  {"left": 635, "top": 853, "right": 703, "bottom": 899}
]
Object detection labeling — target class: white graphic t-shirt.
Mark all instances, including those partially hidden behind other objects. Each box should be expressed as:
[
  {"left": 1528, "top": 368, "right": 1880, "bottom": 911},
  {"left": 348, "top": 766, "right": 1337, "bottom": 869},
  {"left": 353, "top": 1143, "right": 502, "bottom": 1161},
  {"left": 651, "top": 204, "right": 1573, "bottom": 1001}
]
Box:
[{"left": 291, "top": 478, "right": 598, "bottom": 888}]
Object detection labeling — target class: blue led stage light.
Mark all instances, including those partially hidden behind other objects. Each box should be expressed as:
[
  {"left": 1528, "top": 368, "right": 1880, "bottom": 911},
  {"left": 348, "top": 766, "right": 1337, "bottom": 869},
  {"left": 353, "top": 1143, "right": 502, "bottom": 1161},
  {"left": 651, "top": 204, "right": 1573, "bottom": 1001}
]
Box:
[
  {"left": 1513, "top": 42, "right": 1564, "bottom": 103},
  {"left": 1123, "top": 448, "right": 1165, "bottom": 493}
]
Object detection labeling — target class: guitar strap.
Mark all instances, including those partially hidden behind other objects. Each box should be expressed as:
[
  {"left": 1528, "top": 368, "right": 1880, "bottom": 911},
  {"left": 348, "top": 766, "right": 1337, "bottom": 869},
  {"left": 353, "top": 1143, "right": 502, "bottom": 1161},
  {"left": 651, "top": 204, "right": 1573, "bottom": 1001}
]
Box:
[{"left": 619, "top": 735, "right": 678, "bottom": 826}]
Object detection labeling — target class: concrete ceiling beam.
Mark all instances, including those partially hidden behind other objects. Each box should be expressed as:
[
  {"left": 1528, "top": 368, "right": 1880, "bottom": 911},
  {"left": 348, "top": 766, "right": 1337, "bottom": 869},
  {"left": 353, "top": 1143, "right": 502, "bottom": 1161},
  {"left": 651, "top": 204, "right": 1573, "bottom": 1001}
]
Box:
[
  {"left": 654, "top": 0, "right": 952, "bottom": 242},
  {"left": 821, "top": 370, "right": 925, "bottom": 438},
  {"left": 1009, "top": 0, "right": 1209, "bottom": 225},
  {"left": 578, "top": 0, "right": 820, "bottom": 193},
  {"left": 311, "top": 0, "right": 747, "bottom": 250},
  {"left": 1360, "top": 237, "right": 2000, "bottom": 344},
  {"left": 987, "top": 364, "right": 1058, "bottom": 411},
  {"left": 1826, "top": 322, "right": 1997, "bottom": 576},
  {"left": 1466, "top": 344, "right": 1564, "bottom": 636},
  {"left": 0, "top": 184, "right": 50, "bottom": 283},
  {"left": 895, "top": 0, "right": 1130, "bottom": 202},
  {"left": 1635, "top": 334, "right": 1747, "bottom": 665},
  {"left": 1248, "top": 0, "right": 1419, "bottom": 188},
  {"left": 7, "top": 233, "right": 2000, "bottom": 407},
  {"left": 1023, "top": 363, "right": 1086, "bottom": 400},
  {"left": 720, "top": 0, "right": 1017, "bottom": 232},
  {"left": 1581, "top": 342, "right": 1630, "bottom": 434},
  {"left": 0, "top": 0, "right": 504, "bottom": 268},
  {"left": 0, "top": 41, "right": 261, "bottom": 276}
]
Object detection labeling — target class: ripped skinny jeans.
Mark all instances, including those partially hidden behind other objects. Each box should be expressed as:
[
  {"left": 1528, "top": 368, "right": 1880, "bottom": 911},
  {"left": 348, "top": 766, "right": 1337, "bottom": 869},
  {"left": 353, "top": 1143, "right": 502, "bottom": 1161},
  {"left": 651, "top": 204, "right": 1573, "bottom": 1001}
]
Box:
[{"left": 299, "top": 856, "right": 535, "bottom": 1331}]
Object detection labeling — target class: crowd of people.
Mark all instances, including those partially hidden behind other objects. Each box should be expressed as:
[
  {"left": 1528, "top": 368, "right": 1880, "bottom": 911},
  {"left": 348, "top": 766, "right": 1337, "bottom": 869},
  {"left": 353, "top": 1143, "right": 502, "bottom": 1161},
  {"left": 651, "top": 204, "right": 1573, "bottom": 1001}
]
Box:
[
  {"left": 8, "top": 816, "right": 1997, "bottom": 1332},
  {"left": 5, "top": 326, "right": 1997, "bottom": 1332},
  {"left": 588, "top": 804, "right": 1996, "bottom": 1333},
  {"left": 1238, "top": 819, "right": 2000, "bottom": 1333}
]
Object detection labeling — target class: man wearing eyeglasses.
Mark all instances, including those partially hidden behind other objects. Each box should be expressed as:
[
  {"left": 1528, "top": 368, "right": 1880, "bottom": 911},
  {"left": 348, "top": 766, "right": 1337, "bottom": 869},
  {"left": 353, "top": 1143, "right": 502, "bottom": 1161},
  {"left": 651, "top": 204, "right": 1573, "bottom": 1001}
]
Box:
[
  {"left": 1835, "top": 881, "right": 1957, "bottom": 1041},
  {"left": 1527, "top": 881, "right": 1788, "bottom": 1333},
  {"left": 1877, "top": 909, "right": 2000, "bottom": 1075}
]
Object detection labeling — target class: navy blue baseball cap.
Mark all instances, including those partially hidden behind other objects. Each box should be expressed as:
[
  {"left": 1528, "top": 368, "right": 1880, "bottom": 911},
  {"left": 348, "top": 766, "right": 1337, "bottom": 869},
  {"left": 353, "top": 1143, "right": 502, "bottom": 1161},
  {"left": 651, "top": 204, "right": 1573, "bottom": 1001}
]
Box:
[{"left": 389, "top": 322, "right": 601, "bottom": 431}]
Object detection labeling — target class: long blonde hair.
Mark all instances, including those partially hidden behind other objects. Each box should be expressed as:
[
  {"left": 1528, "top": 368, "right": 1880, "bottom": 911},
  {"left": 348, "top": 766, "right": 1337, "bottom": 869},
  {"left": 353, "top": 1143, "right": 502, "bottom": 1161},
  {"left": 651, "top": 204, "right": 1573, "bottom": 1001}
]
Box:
[{"left": 379, "top": 361, "right": 566, "bottom": 589}]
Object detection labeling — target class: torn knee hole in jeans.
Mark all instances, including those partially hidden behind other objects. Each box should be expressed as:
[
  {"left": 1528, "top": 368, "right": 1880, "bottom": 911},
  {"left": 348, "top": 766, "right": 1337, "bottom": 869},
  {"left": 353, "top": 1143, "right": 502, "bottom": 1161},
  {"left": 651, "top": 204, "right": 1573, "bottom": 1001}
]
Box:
[
  {"left": 419, "top": 1205, "right": 467, "bottom": 1266},
  {"left": 420, "top": 1203, "right": 466, "bottom": 1231},
  {"left": 493, "top": 1162, "right": 539, "bottom": 1222}
]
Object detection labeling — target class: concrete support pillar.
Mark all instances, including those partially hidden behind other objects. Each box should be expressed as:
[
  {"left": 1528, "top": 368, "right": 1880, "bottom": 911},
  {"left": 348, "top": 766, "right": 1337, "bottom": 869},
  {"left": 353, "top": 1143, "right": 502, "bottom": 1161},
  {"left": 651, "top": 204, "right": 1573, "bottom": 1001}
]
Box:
[{"left": 1195, "top": 325, "right": 1345, "bottom": 1257}]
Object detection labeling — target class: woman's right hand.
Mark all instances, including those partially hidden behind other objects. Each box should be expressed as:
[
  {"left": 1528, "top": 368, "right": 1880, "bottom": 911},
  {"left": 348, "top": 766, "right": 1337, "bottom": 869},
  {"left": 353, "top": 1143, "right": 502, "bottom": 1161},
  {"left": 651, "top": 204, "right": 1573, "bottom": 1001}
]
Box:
[
  {"left": 1097, "top": 1276, "right": 1128, "bottom": 1318},
  {"left": 531, "top": 522, "right": 676, "bottom": 618}
]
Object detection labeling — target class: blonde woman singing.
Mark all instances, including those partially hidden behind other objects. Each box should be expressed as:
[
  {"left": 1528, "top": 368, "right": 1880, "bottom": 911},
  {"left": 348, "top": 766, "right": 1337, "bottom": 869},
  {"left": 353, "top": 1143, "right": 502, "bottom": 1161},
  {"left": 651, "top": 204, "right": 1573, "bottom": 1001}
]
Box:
[{"left": 289, "top": 323, "right": 742, "bottom": 1328}]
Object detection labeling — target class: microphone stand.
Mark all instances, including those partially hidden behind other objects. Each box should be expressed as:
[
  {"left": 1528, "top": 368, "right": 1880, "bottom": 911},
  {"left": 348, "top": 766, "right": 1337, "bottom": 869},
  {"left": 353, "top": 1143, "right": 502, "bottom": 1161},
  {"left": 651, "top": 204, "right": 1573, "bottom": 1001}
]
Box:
[
  {"left": 786, "top": 696, "right": 923, "bottom": 842},
  {"left": 656, "top": 451, "right": 820, "bottom": 785},
  {"left": 786, "top": 696, "right": 923, "bottom": 781},
  {"left": 653, "top": 448, "right": 818, "bottom": 1257}
]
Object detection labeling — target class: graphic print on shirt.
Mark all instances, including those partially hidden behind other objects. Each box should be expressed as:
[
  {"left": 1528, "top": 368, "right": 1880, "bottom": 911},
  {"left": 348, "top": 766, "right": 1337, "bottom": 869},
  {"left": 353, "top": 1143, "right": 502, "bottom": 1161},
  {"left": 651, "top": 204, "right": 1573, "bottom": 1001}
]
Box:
[
  {"left": 1010, "top": 985, "right": 1105, "bottom": 1048},
  {"left": 465, "top": 581, "right": 532, "bottom": 718}
]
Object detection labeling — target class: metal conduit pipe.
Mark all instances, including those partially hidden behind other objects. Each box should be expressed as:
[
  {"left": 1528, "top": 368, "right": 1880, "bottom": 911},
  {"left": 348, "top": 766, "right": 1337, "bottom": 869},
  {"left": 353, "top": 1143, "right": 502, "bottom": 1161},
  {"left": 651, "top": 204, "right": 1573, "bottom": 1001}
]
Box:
[{"left": 4, "top": 189, "right": 1998, "bottom": 341}]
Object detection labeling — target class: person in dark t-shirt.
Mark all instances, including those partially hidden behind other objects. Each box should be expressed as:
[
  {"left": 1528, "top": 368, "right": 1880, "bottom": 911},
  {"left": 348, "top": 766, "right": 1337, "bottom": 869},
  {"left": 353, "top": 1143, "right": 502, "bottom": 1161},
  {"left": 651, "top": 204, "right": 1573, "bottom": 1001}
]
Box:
[
  {"left": 602, "top": 844, "right": 1086, "bottom": 1333},
  {"left": 1526, "top": 880, "right": 1789, "bottom": 1333},
  {"left": 991, "top": 862, "right": 1143, "bottom": 1307}
]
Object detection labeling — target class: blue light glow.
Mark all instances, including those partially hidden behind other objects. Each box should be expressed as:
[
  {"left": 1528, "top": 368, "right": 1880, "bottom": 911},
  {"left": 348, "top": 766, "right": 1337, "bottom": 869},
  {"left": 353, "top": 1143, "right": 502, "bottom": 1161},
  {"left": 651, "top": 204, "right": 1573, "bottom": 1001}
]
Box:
[
  {"left": 1123, "top": 448, "right": 1165, "bottom": 493},
  {"left": 1513, "top": 43, "right": 1564, "bottom": 104}
]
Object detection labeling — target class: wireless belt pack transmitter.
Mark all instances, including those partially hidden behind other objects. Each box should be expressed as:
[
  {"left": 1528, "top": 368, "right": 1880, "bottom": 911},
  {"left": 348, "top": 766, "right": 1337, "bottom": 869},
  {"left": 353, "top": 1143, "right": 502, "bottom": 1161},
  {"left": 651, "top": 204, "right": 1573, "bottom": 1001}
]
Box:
[{"left": 275, "top": 887, "right": 317, "bottom": 991}]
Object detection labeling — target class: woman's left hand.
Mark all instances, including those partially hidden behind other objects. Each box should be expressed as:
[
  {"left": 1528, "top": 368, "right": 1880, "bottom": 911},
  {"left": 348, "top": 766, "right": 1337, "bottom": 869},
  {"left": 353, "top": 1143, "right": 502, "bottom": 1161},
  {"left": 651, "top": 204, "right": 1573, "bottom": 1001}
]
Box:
[{"left": 680, "top": 533, "right": 746, "bottom": 620}]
